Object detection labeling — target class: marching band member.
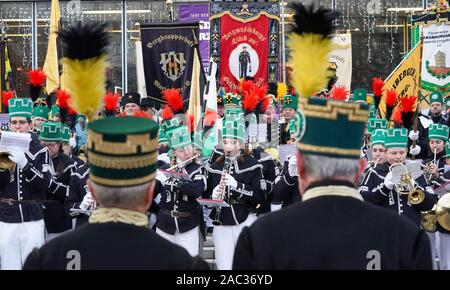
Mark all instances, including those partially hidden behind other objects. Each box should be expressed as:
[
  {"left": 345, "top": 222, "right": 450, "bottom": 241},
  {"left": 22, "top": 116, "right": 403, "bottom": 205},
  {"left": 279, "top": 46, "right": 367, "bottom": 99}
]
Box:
[
  {"left": 271, "top": 155, "right": 300, "bottom": 211},
  {"left": 206, "top": 117, "right": 265, "bottom": 270},
  {"left": 39, "top": 122, "right": 77, "bottom": 240},
  {"left": 424, "top": 124, "right": 449, "bottom": 188},
  {"left": 360, "top": 128, "right": 437, "bottom": 226},
  {"left": 0, "top": 98, "right": 52, "bottom": 269},
  {"left": 31, "top": 106, "right": 49, "bottom": 134},
  {"left": 66, "top": 161, "right": 91, "bottom": 228},
  {"left": 154, "top": 124, "right": 206, "bottom": 256}
]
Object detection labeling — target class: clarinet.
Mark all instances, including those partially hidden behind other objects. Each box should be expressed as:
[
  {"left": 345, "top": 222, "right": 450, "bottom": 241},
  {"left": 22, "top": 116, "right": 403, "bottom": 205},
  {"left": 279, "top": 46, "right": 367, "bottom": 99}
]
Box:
[{"left": 212, "top": 153, "right": 232, "bottom": 226}]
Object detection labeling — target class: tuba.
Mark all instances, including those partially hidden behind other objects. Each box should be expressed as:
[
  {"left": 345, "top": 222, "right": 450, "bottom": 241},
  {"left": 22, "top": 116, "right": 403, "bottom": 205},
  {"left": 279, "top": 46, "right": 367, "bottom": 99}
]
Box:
[
  {"left": 211, "top": 153, "right": 232, "bottom": 226},
  {"left": 389, "top": 162, "right": 425, "bottom": 205},
  {"left": 421, "top": 193, "right": 450, "bottom": 232}
]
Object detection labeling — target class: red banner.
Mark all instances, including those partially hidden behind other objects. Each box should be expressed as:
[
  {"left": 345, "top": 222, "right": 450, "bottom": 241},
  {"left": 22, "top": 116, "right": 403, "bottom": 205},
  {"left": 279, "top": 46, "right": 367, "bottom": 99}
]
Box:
[{"left": 219, "top": 14, "right": 269, "bottom": 91}]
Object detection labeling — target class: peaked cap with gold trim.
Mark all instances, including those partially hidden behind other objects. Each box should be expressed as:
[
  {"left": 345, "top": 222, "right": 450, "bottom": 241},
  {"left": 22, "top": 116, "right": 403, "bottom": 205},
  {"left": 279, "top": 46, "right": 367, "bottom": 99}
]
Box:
[{"left": 88, "top": 116, "right": 159, "bottom": 187}]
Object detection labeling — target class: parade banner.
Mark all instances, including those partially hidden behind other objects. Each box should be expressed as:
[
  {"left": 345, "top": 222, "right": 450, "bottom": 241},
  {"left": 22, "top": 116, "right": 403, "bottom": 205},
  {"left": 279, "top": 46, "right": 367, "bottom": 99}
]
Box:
[
  {"left": 379, "top": 41, "right": 422, "bottom": 118},
  {"left": 421, "top": 23, "right": 450, "bottom": 95},
  {"left": 179, "top": 4, "right": 210, "bottom": 74},
  {"left": 140, "top": 23, "right": 203, "bottom": 109},
  {"left": 329, "top": 34, "right": 352, "bottom": 90},
  {"left": 210, "top": 2, "right": 280, "bottom": 91}
]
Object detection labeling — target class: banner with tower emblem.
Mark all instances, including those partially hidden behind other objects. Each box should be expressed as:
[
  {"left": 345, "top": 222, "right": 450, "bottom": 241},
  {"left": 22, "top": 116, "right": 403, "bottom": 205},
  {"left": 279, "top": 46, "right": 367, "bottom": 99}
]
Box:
[
  {"left": 420, "top": 23, "right": 450, "bottom": 95},
  {"left": 210, "top": 1, "right": 280, "bottom": 92},
  {"left": 140, "top": 22, "right": 204, "bottom": 109}
]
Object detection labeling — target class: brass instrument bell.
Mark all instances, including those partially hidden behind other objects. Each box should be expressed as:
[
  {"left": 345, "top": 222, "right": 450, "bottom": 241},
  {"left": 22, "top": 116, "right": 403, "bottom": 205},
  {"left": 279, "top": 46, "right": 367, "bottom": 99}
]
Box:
[{"left": 0, "top": 151, "right": 15, "bottom": 171}]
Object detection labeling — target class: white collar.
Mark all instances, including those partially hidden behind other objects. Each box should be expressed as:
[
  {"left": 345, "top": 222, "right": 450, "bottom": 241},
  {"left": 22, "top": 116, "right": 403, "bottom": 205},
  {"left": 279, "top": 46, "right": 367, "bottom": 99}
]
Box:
[{"left": 302, "top": 185, "right": 363, "bottom": 202}]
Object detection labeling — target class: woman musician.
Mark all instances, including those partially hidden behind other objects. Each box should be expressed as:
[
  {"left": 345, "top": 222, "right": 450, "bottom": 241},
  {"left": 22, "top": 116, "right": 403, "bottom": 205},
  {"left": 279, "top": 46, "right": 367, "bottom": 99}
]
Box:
[
  {"left": 424, "top": 124, "right": 449, "bottom": 188},
  {"left": 205, "top": 118, "right": 265, "bottom": 270},
  {"left": 154, "top": 125, "right": 206, "bottom": 257}
]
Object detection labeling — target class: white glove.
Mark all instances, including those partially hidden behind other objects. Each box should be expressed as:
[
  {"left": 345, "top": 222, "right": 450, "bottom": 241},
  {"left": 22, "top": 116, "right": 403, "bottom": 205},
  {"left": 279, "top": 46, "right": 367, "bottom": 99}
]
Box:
[
  {"left": 157, "top": 153, "right": 170, "bottom": 165},
  {"left": 288, "top": 155, "right": 298, "bottom": 177},
  {"left": 212, "top": 185, "right": 222, "bottom": 200},
  {"left": 79, "top": 193, "right": 95, "bottom": 210},
  {"left": 224, "top": 174, "right": 238, "bottom": 189},
  {"left": 384, "top": 171, "right": 394, "bottom": 190},
  {"left": 409, "top": 145, "right": 421, "bottom": 156},
  {"left": 408, "top": 130, "right": 419, "bottom": 141},
  {"left": 8, "top": 150, "right": 28, "bottom": 169},
  {"left": 156, "top": 170, "right": 167, "bottom": 184},
  {"left": 69, "top": 137, "right": 77, "bottom": 148}
]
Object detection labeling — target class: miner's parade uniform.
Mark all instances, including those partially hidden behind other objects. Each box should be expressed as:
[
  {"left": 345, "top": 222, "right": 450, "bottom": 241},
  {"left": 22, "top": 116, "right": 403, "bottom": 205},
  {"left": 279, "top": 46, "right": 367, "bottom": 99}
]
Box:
[
  {"left": 0, "top": 98, "right": 52, "bottom": 270},
  {"left": 271, "top": 156, "right": 301, "bottom": 211},
  {"left": 66, "top": 163, "right": 91, "bottom": 228},
  {"left": 206, "top": 116, "right": 265, "bottom": 270},
  {"left": 233, "top": 4, "right": 432, "bottom": 270},
  {"left": 359, "top": 128, "right": 437, "bottom": 227},
  {"left": 155, "top": 123, "right": 206, "bottom": 257},
  {"left": 279, "top": 94, "right": 297, "bottom": 144},
  {"left": 39, "top": 122, "right": 77, "bottom": 240}
]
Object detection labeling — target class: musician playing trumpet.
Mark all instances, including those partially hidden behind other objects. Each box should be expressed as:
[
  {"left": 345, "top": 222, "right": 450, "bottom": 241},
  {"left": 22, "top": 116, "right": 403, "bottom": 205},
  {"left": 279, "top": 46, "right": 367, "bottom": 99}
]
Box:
[
  {"left": 359, "top": 128, "right": 437, "bottom": 227},
  {"left": 205, "top": 118, "right": 265, "bottom": 270},
  {"left": 154, "top": 125, "right": 206, "bottom": 257}
]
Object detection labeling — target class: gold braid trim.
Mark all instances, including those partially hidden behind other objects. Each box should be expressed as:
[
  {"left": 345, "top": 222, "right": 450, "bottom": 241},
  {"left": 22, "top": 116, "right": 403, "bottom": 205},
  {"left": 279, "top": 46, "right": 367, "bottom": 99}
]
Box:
[
  {"left": 89, "top": 207, "right": 149, "bottom": 227},
  {"left": 297, "top": 143, "right": 361, "bottom": 156},
  {"left": 302, "top": 185, "right": 363, "bottom": 202},
  {"left": 89, "top": 151, "right": 157, "bottom": 169},
  {"left": 88, "top": 131, "right": 158, "bottom": 155},
  {"left": 90, "top": 172, "right": 156, "bottom": 187},
  {"left": 298, "top": 98, "right": 369, "bottom": 122}
]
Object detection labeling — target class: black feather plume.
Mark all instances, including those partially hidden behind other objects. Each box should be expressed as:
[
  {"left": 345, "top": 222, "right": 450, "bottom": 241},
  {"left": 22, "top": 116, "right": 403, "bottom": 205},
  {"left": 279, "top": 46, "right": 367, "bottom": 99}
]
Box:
[
  {"left": 291, "top": 3, "right": 339, "bottom": 38},
  {"left": 267, "top": 82, "right": 278, "bottom": 96},
  {"left": 59, "top": 22, "right": 110, "bottom": 60}
]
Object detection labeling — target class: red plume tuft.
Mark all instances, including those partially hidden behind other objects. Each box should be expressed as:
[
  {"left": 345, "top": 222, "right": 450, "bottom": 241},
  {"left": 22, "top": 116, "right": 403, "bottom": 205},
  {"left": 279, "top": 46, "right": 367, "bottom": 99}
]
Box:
[
  {"left": 372, "top": 77, "right": 384, "bottom": 97},
  {"left": 392, "top": 106, "right": 403, "bottom": 124},
  {"left": 162, "top": 88, "right": 183, "bottom": 113},
  {"left": 56, "top": 89, "right": 73, "bottom": 110},
  {"left": 161, "top": 106, "right": 174, "bottom": 120},
  {"left": 239, "top": 79, "right": 256, "bottom": 97},
  {"left": 104, "top": 91, "right": 120, "bottom": 112},
  {"left": 242, "top": 88, "right": 259, "bottom": 113},
  {"left": 28, "top": 69, "right": 47, "bottom": 87},
  {"left": 400, "top": 95, "right": 417, "bottom": 113},
  {"left": 330, "top": 85, "right": 349, "bottom": 101},
  {"left": 385, "top": 89, "right": 398, "bottom": 107},
  {"left": 188, "top": 114, "right": 194, "bottom": 133},
  {"left": 2, "top": 90, "right": 15, "bottom": 106},
  {"left": 204, "top": 111, "right": 219, "bottom": 127}
]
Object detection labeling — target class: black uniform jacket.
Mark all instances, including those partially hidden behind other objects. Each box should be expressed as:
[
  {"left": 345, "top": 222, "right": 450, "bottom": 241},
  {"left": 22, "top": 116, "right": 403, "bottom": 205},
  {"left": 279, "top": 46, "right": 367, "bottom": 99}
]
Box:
[
  {"left": 43, "top": 153, "right": 77, "bottom": 233},
  {"left": 359, "top": 162, "right": 437, "bottom": 226},
  {"left": 65, "top": 164, "right": 90, "bottom": 228},
  {"left": 0, "top": 133, "right": 52, "bottom": 223},
  {"left": 205, "top": 154, "right": 265, "bottom": 225},
  {"left": 155, "top": 161, "right": 206, "bottom": 235},
  {"left": 23, "top": 220, "right": 210, "bottom": 270},
  {"left": 233, "top": 180, "right": 432, "bottom": 270}
]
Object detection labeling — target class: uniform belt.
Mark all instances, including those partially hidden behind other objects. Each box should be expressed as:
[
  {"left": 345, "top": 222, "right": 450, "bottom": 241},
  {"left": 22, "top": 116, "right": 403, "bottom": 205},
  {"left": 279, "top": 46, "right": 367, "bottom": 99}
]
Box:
[
  {"left": 0, "top": 197, "right": 42, "bottom": 205},
  {"left": 161, "top": 208, "right": 191, "bottom": 218}
]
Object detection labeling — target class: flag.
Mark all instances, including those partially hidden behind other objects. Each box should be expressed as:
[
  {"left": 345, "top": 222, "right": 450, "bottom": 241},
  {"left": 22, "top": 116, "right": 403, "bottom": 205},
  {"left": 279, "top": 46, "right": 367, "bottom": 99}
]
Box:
[
  {"left": 135, "top": 40, "right": 147, "bottom": 99},
  {"left": 329, "top": 34, "right": 352, "bottom": 91},
  {"left": 187, "top": 47, "right": 202, "bottom": 132},
  {"left": 379, "top": 41, "right": 422, "bottom": 118},
  {"left": 205, "top": 58, "right": 218, "bottom": 114},
  {"left": 43, "top": 0, "right": 61, "bottom": 94}
]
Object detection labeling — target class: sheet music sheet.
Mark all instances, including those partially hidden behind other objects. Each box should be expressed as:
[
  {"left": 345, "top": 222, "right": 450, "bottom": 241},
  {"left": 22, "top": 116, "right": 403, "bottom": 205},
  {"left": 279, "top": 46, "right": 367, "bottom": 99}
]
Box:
[
  {"left": 0, "top": 131, "right": 30, "bottom": 152},
  {"left": 279, "top": 144, "right": 296, "bottom": 162}
]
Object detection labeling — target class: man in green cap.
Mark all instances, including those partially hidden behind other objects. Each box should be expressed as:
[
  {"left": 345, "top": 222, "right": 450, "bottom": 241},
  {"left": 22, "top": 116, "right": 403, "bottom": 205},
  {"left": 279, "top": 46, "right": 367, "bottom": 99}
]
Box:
[
  {"left": 280, "top": 94, "right": 297, "bottom": 144},
  {"left": 0, "top": 98, "right": 53, "bottom": 270},
  {"left": 39, "top": 122, "right": 77, "bottom": 241},
  {"left": 24, "top": 116, "right": 209, "bottom": 269}
]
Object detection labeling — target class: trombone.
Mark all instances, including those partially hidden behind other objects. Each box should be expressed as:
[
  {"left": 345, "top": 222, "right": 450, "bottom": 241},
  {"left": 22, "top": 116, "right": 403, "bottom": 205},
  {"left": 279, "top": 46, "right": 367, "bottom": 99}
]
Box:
[{"left": 389, "top": 163, "right": 425, "bottom": 205}]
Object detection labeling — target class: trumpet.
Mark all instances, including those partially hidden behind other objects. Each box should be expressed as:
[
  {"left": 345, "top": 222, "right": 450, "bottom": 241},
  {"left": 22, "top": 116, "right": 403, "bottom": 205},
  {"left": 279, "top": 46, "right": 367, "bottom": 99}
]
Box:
[
  {"left": 212, "top": 153, "right": 232, "bottom": 226},
  {"left": 0, "top": 151, "right": 15, "bottom": 171},
  {"left": 389, "top": 163, "right": 425, "bottom": 205}
]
